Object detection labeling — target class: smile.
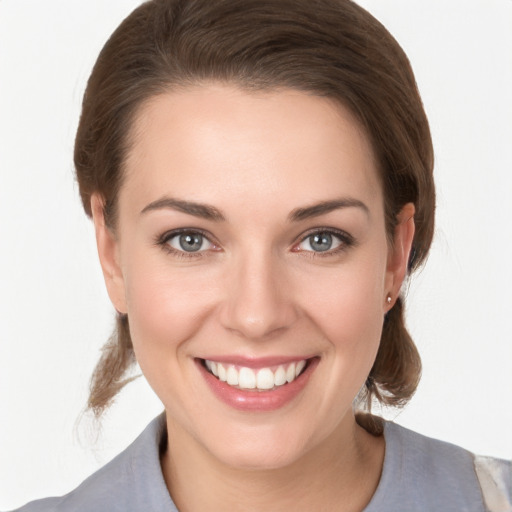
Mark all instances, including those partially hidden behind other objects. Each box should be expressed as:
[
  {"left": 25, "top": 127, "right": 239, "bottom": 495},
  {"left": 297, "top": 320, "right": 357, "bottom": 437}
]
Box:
[
  {"left": 203, "top": 359, "right": 307, "bottom": 391},
  {"left": 198, "top": 356, "right": 319, "bottom": 411}
]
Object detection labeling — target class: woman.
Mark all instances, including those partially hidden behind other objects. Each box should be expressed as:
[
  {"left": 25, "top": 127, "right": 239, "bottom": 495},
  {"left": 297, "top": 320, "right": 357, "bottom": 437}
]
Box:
[{"left": 7, "top": 0, "right": 511, "bottom": 510}]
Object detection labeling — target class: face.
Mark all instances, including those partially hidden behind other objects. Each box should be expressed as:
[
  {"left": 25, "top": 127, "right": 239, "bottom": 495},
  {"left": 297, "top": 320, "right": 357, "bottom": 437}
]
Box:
[{"left": 93, "top": 85, "right": 413, "bottom": 470}]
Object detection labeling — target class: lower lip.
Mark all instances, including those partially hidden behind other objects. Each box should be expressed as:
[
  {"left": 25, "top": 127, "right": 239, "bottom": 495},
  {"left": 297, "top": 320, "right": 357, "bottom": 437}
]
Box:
[{"left": 197, "top": 358, "right": 319, "bottom": 412}]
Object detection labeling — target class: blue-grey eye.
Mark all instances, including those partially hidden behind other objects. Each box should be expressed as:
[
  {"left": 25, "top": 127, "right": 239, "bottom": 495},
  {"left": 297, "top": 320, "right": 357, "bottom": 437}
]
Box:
[
  {"left": 299, "top": 232, "right": 342, "bottom": 252},
  {"left": 168, "top": 232, "right": 211, "bottom": 252}
]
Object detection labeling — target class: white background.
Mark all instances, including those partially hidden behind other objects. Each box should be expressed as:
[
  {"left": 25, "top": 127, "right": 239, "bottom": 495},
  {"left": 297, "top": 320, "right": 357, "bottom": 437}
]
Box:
[{"left": 1, "top": 0, "right": 511, "bottom": 509}]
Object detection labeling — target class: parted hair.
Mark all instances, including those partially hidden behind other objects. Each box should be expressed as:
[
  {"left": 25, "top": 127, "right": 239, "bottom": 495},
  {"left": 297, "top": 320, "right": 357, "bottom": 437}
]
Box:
[{"left": 75, "top": 0, "right": 435, "bottom": 419}]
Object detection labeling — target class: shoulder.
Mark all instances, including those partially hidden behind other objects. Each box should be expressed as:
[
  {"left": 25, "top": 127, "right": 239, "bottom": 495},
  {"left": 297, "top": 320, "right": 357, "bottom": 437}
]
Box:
[
  {"left": 10, "top": 414, "right": 177, "bottom": 512},
  {"left": 474, "top": 454, "right": 512, "bottom": 511},
  {"left": 365, "top": 421, "right": 512, "bottom": 512}
]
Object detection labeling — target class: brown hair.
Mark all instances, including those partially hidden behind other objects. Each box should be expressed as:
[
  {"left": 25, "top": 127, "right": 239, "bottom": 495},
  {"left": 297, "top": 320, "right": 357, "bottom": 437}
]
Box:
[{"left": 75, "top": 0, "right": 434, "bottom": 419}]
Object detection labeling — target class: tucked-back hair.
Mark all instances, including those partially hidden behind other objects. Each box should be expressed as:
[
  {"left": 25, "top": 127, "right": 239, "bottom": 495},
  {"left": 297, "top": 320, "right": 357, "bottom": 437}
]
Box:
[{"left": 76, "top": 0, "right": 435, "bottom": 419}]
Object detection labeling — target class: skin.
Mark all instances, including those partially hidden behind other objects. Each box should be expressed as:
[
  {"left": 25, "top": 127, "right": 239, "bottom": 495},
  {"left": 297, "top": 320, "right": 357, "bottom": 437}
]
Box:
[{"left": 92, "top": 85, "right": 415, "bottom": 511}]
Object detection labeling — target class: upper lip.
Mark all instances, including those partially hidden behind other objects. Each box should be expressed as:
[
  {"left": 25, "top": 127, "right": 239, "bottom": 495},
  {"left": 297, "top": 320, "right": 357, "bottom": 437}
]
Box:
[{"left": 197, "top": 355, "right": 316, "bottom": 369}]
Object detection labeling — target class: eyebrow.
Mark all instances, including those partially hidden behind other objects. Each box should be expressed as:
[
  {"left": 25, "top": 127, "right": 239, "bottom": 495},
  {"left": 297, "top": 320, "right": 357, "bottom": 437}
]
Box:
[
  {"left": 288, "top": 198, "right": 370, "bottom": 222},
  {"left": 140, "top": 196, "right": 369, "bottom": 222},
  {"left": 140, "top": 197, "right": 226, "bottom": 221}
]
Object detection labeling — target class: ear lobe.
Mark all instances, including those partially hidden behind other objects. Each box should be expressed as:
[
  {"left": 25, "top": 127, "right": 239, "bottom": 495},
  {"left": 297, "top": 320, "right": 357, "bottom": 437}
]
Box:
[
  {"left": 386, "top": 202, "right": 416, "bottom": 301},
  {"left": 91, "top": 194, "right": 127, "bottom": 314}
]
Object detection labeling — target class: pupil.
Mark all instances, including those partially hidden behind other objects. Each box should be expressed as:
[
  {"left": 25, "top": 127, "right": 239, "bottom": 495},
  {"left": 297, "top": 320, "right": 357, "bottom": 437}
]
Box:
[
  {"left": 179, "top": 233, "right": 203, "bottom": 252},
  {"left": 311, "top": 233, "right": 332, "bottom": 252}
]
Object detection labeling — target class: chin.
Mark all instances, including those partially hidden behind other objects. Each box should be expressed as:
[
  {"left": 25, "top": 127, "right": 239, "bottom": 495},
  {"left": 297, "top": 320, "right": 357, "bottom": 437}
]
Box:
[
  {"left": 190, "top": 413, "right": 333, "bottom": 472},
  {"left": 211, "top": 432, "right": 310, "bottom": 471}
]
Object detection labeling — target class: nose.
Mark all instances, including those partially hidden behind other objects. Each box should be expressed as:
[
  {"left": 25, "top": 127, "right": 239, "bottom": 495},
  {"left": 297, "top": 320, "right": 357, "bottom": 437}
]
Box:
[{"left": 219, "top": 251, "right": 298, "bottom": 340}]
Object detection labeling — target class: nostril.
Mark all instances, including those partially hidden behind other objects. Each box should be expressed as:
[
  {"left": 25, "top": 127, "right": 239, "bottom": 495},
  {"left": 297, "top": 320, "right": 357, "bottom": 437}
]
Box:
[{"left": 219, "top": 301, "right": 299, "bottom": 341}]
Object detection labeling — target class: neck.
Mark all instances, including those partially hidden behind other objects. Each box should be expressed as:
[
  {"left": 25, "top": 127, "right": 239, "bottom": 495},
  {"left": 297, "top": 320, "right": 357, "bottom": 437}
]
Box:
[{"left": 161, "top": 412, "right": 385, "bottom": 512}]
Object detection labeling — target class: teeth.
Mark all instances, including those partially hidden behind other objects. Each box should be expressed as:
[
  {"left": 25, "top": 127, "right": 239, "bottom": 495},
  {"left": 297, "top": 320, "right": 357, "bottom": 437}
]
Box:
[
  {"left": 256, "top": 368, "right": 274, "bottom": 390},
  {"left": 226, "top": 366, "right": 239, "bottom": 386},
  {"left": 274, "top": 366, "right": 286, "bottom": 386},
  {"left": 239, "top": 367, "right": 256, "bottom": 389},
  {"left": 218, "top": 364, "right": 227, "bottom": 382},
  {"left": 205, "top": 359, "right": 307, "bottom": 390},
  {"left": 286, "top": 363, "right": 296, "bottom": 383},
  {"left": 295, "top": 360, "right": 306, "bottom": 377}
]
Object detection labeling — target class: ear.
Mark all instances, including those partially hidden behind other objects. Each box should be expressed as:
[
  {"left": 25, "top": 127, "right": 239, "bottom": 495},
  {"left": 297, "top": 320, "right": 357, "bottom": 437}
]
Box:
[
  {"left": 91, "top": 194, "right": 127, "bottom": 314},
  {"left": 385, "top": 203, "right": 415, "bottom": 308}
]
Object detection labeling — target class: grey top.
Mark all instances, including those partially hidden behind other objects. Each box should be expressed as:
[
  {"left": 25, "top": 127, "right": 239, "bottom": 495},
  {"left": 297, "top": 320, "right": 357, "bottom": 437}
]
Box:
[{"left": 11, "top": 414, "right": 512, "bottom": 512}]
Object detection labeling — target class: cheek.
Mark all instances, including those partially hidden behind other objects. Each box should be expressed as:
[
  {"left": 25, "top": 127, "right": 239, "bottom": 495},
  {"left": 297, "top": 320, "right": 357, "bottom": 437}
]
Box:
[
  {"left": 121, "top": 250, "right": 217, "bottom": 358},
  {"left": 299, "top": 256, "right": 387, "bottom": 347}
]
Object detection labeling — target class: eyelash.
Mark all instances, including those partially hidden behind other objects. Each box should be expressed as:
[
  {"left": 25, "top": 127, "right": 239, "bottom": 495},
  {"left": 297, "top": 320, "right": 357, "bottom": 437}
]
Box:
[
  {"left": 155, "top": 227, "right": 356, "bottom": 259},
  {"left": 293, "top": 228, "right": 356, "bottom": 258},
  {"left": 155, "top": 228, "right": 218, "bottom": 260}
]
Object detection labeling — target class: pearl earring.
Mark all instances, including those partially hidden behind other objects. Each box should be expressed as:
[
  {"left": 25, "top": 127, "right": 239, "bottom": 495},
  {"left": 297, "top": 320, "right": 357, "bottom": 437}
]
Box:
[{"left": 386, "top": 294, "right": 392, "bottom": 305}]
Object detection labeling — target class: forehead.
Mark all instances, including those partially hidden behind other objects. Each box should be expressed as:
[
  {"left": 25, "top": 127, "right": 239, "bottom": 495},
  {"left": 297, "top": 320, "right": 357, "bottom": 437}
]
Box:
[{"left": 121, "top": 85, "right": 382, "bottom": 216}]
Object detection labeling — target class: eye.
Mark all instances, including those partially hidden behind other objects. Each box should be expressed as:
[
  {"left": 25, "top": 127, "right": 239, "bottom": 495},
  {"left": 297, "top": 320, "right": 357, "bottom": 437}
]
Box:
[
  {"left": 299, "top": 232, "right": 340, "bottom": 252},
  {"left": 166, "top": 231, "right": 213, "bottom": 253},
  {"left": 295, "top": 229, "right": 354, "bottom": 254}
]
